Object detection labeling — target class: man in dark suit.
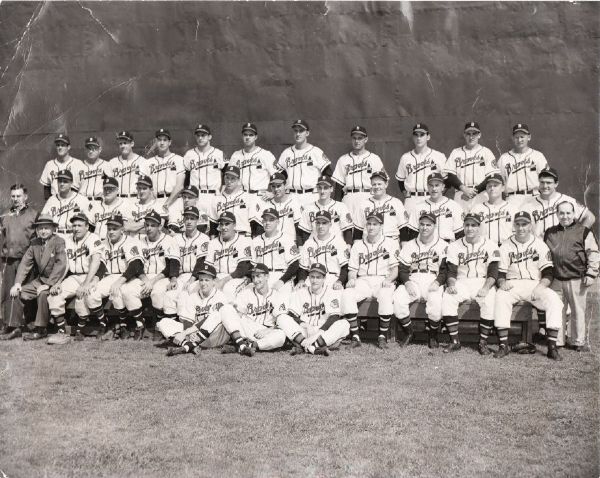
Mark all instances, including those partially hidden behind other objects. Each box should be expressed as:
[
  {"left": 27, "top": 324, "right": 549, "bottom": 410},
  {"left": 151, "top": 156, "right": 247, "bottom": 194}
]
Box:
[{"left": 7, "top": 214, "right": 67, "bottom": 340}]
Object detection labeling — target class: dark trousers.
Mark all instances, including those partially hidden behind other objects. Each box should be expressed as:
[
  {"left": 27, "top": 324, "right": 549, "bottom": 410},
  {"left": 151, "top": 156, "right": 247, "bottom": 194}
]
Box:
[
  {"left": 1, "top": 257, "right": 24, "bottom": 328},
  {"left": 20, "top": 278, "right": 51, "bottom": 328}
]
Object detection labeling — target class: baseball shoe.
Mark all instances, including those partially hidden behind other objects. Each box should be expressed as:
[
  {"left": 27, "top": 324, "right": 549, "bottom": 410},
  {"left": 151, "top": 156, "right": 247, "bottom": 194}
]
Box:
[
  {"left": 132, "top": 326, "right": 145, "bottom": 341},
  {"left": 221, "top": 344, "right": 237, "bottom": 354},
  {"left": 113, "top": 327, "right": 127, "bottom": 340},
  {"left": 240, "top": 341, "right": 256, "bottom": 357},
  {"left": 377, "top": 336, "right": 388, "bottom": 349},
  {"left": 190, "top": 345, "right": 202, "bottom": 356},
  {"left": 74, "top": 330, "right": 84, "bottom": 342},
  {"left": 547, "top": 345, "right": 563, "bottom": 361},
  {"left": 0, "top": 328, "right": 22, "bottom": 341},
  {"left": 314, "top": 346, "right": 330, "bottom": 357},
  {"left": 47, "top": 333, "right": 71, "bottom": 345},
  {"left": 478, "top": 340, "right": 492, "bottom": 356},
  {"left": 574, "top": 345, "right": 591, "bottom": 352},
  {"left": 99, "top": 328, "right": 115, "bottom": 341},
  {"left": 350, "top": 336, "right": 362, "bottom": 348},
  {"left": 290, "top": 345, "right": 305, "bottom": 356},
  {"left": 443, "top": 340, "right": 461, "bottom": 353},
  {"left": 494, "top": 344, "right": 510, "bottom": 359},
  {"left": 166, "top": 346, "right": 187, "bottom": 357},
  {"left": 23, "top": 330, "right": 48, "bottom": 341},
  {"left": 397, "top": 326, "right": 414, "bottom": 347},
  {"left": 427, "top": 334, "right": 439, "bottom": 349}
]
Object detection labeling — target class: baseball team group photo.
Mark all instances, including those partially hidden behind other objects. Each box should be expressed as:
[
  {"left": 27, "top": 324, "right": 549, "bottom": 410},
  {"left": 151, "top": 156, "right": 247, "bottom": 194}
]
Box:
[{"left": 1, "top": 2, "right": 598, "bottom": 477}]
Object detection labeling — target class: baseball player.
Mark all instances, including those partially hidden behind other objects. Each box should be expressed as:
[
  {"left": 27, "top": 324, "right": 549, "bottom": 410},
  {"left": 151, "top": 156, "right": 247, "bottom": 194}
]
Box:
[
  {"left": 405, "top": 173, "right": 464, "bottom": 242},
  {"left": 125, "top": 175, "right": 164, "bottom": 239},
  {"left": 497, "top": 123, "right": 548, "bottom": 209},
  {"left": 332, "top": 125, "right": 385, "bottom": 223},
  {"left": 89, "top": 177, "right": 135, "bottom": 240},
  {"left": 443, "top": 122, "right": 498, "bottom": 211},
  {"left": 183, "top": 123, "right": 226, "bottom": 207},
  {"left": 298, "top": 210, "right": 350, "bottom": 289},
  {"left": 46, "top": 211, "right": 104, "bottom": 345},
  {"left": 221, "top": 263, "right": 288, "bottom": 356},
  {"left": 494, "top": 211, "right": 564, "bottom": 360},
  {"left": 277, "top": 263, "right": 350, "bottom": 356},
  {"left": 205, "top": 211, "right": 253, "bottom": 301},
  {"left": 106, "top": 131, "right": 145, "bottom": 206},
  {"left": 251, "top": 208, "right": 300, "bottom": 297},
  {"left": 276, "top": 119, "right": 332, "bottom": 205},
  {"left": 160, "top": 263, "right": 234, "bottom": 356},
  {"left": 344, "top": 211, "right": 399, "bottom": 349},
  {"left": 523, "top": 167, "right": 595, "bottom": 238},
  {"left": 252, "top": 172, "right": 303, "bottom": 241},
  {"left": 298, "top": 175, "right": 353, "bottom": 245},
  {"left": 85, "top": 213, "right": 146, "bottom": 340},
  {"left": 392, "top": 212, "right": 447, "bottom": 348},
  {"left": 209, "top": 165, "right": 254, "bottom": 237},
  {"left": 354, "top": 171, "right": 408, "bottom": 241},
  {"left": 41, "top": 169, "right": 93, "bottom": 238},
  {"left": 167, "top": 185, "right": 209, "bottom": 235},
  {"left": 228, "top": 123, "right": 277, "bottom": 199},
  {"left": 39, "top": 133, "right": 85, "bottom": 199},
  {"left": 441, "top": 213, "right": 499, "bottom": 354},
  {"left": 395, "top": 123, "right": 446, "bottom": 215},
  {"left": 78, "top": 136, "right": 113, "bottom": 204},
  {"left": 470, "top": 173, "right": 518, "bottom": 246},
  {"left": 138, "top": 128, "right": 185, "bottom": 212}
]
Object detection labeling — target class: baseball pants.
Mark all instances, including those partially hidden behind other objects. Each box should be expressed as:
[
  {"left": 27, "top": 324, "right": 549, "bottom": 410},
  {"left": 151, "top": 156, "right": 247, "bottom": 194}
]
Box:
[
  {"left": 453, "top": 191, "right": 488, "bottom": 213},
  {"left": 163, "top": 273, "right": 194, "bottom": 316},
  {"left": 393, "top": 273, "right": 443, "bottom": 322},
  {"left": 221, "top": 314, "right": 286, "bottom": 350},
  {"left": 550, "top": 278, "right": 591, "bottom": 347},
  {"left": 18, "top": 278, "right": 51, "bottom": 327},
  {"left": 47, "top": 275, "right": 90, "bottom": 318},
  {"left": 86, "top": 275, "right": 143, "bottom": 312},
  {"left": 494, "top": 279, "right": 563, "bottom": 329},
  {"left": 277, "top": 314, "right": 350, "bottom": 347},
  {"left": 120, "top": 274, "right": 170, "bottom": 311},
  {"left": 344, "top": 276, "right": 394, "bottom": 316},
  {"left": 342, "top": 191, "right": 370, "bottom": 225},
  {"left": 1, "top": 257, "right": 24, "bottom": 327},
  {"left": 441, "top": 278, "right": 496, "bottom": 319}
]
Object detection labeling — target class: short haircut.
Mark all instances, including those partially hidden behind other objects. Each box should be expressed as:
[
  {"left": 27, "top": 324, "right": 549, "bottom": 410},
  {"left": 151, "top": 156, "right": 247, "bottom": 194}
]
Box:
[
  {"left": 556, "top": 200, "right": 575, "bottom": 213},
  {"left": 10, "top": 184, "right": 27, "bottom": 193}
]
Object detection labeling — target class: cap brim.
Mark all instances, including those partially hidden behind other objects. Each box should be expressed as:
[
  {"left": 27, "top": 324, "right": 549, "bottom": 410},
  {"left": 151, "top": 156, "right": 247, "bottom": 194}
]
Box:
[
  {"left": 351, "top": 132, "right": 367, "bottom": 137},
  {"left": 144, "top": 218, "right": 162, "bottom": 225},
  {"left": 261, "top": 213, "right": 279, "bottom": 219},
  {"left": 413, "top": 129, "right": 428, "bottom": 134},
  {"left": 197, "top": 271, "right": 216, "bottom": 278},
  {"left": 513, "top": 129, "right": 529, "bottom": 134},
  {"left": 106, "top": 220, "right": 124, "bottom": 227},
  {"left": 366, "top": 217, "right": 383, "bottom": 224},
  {"left": 35, "top": 221, "right": 57, "bottom": 227},
  {"left": 57, "top": 176, "right": 73, "bottom": 181},
  {"left": 464, "top": 128, "right": 480, "bottom": 133},
  {"left": 316, "top": 181, "right": 332, "bottom": 186}
]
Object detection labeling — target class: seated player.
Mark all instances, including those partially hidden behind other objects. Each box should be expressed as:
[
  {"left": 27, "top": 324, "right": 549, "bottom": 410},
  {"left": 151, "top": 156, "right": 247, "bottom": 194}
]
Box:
[
  {"left": 277, "top": 263, "right": 350, "bottom": 356},
  {"left": 441, "top": 213, "right": 499, "bottom": 355},
  {"left": 392, "top": 212, "right": 447, "bottom": 348},
  {"left": 90, "top": 177, "right": 134, "bottom": 240},
  {"left": 167, "top": 185, "right": 209, "bottom": 235},
  {"left": 221, "top": 263, "right": 288, "bottom": 356},
  {"left": 208, "top": 165, "right": 254, "bottom": 237}
]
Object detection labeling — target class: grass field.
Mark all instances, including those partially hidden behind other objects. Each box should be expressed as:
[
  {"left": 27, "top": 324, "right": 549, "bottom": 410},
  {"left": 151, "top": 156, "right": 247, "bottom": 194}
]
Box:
[{"left": 1, "top": 333, "right": 598, "bottom": 478}]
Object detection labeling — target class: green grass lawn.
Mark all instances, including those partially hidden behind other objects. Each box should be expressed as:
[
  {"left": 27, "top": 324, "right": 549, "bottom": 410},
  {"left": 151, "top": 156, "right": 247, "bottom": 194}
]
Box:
[{"left": 1, "top": 335, "right": 598, "bottom": 478}]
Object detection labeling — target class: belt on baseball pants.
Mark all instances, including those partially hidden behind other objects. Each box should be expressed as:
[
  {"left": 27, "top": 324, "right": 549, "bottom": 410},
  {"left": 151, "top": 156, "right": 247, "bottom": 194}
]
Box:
[
  {"left": 248, "top": 189, "right": 265, "bottom": 194},
  {"left": 290, "top": 188, "right": 314, "bottom": 193},
  {"left": 156, "top": 193, "right": 168, "bottom": 198},
  {"left": 410, "top": 191, "right": 427, "bottom": 197},
  {"left": 271, "top": 269, "right": 285, "bottom": 272},
  {"left": 119, "top": 193, "right": 137, "bottom": 198},
  {"left": 346, "top": 188, "right": 371, "bottom": 193},
  {"left": 507, "top": 191, "right": 532, "bottom": 196},
  {"left": 57, "top": 228, "right": 70, "bottom": 234},
  {"left": 87, "top": 196, "right": 102, "bottom": 201},
  {"left": 416, "top": 269, "right": 436, "bottom": 274},
  {"left": 198, "top": 189, "right": 216, "bottom": 194}
]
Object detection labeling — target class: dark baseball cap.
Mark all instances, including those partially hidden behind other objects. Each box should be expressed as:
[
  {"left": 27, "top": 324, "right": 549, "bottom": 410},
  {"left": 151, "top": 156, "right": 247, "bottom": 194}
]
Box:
[
  {"left": 463, "top": 213, "right": 482, "bottom": 225},
  {"left": 34, "top": 214, "right": 57, "bottom": 227},
  {"left": 370, "top": 170, "right": 389, "bottom": 182},
  {"left": 366, "top": 211, "right": 384, "bottom": 224},
  {"left": 316, "top": 175, "right": 333, "bottom": 186},
  {"left": 116, "top": 131, "right": 134, "bottom": 141},
  {"left": 413, "top": 123, "right": 429, "bottom": 134},
  {"left": 85, "top": 136, "right": 100, "bottom": 147},
  {"left": 269, "top": 172, "right": 286, "bottom": 184},
  {"left": 194, "top": 124, "right": 211, "bottom": 135},
  {"left": 427, "top": 172, "right": 445, "bottom": 184},
  {"left": 242, "top": 122, "right": 258, "bottom": 134},
  {"left": 251, "top": 263, "right": 270, "bottom": 275},
  {"left": 70, "top": 210, "right": 90, "bottom": 224},
  {"left": 106, "top": 214, "right": 124, "bottom": 227},
  {"left": 155, "top": 128, "right": 171, "bottom": 140},
  {"left": 103, "top": 177, "right": 119, "bottom": 189},
  {"left": 514, "top": 211, "right": 532, "bottom": 223},
  {"left": 291, "top": 119, "right": 309, "bottom": 131},
  {"left": 196, "top": 263, "right": 217, "bottom": 278},
  {"left": 314, "top": 210, "right": 332, "bottom": 223},
  {"left": 486, "top": 173, "right": 504, "bottom": 185},
  {"left": 218, "top": 211, "right": 236, "bottom": 223},
  {"left": 57, "top": 169, "right": 73, "bottom": 181},
  {"left": 308, "top": 263, "right": 327, "bottom": 276},
  {"left": 183, "top": 206, "right": 200, "bottom": 218},
  {"left": 512, "top": 123, "right": 530, "bottom": 135},
  {"left": 144, "top": 210, "right": 163, "bottom": 225},
  {"left": 539, "top": 167, "right": 559, "bottom": 181},
  {"left": 464, "top": 122, "right": 481, "bottom": 133},
  {"left": 419, "top": 212, "right": 437, "bottom": 224},
  {"left": 136, "top": 175, "right": 153, "bottom": 188},
  {"left": 54, "top": 133, "right": 70, "bottom": 145},
  {"left": 181, "top": 185, "right": 199, "bottom": 197},
  {"left": 261, "top": 208, "right": 279, "bottom": 220},
  {"left": 350, "top": 125, "right": 368, "bottom": 137},
  {"left": 224, "top": 165, "right": 241, "bottom": 178}
]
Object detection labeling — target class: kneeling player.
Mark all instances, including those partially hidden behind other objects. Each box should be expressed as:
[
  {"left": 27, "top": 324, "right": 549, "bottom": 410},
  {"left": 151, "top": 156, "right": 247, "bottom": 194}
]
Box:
[
  {"left": 441, "top": 213, "right": 498, "bottom": 354},
  {"left": 277, "top": 263, "right": 350, "bottom": 356},
  {"left": 222, "top": 263, "right": 288, "bottom": 356}
]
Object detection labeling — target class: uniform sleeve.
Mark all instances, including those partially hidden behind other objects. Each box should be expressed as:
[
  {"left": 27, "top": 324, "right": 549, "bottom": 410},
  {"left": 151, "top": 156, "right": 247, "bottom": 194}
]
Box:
[
  {"left": 314, "top": 148, "right": 331, "bottom": 172},
  {"left": 264, "top": 151, "right": 277, "bottom": 176},
  {"left": 276, "top": 150, "right": 287, "bottom": 172},
  {"left": 484, "top": 148, "right": 498, "bottom": 175},
  {"left": 389, "top": 241, "right": 401, "bottom": 268},
  {"left": 537, "top": 151, "right": 549, "bottom": 171},
  {"left": 138, "top": 160, "right": 150, "bottom": 177},
  {"left": 216, "top": 149, "right": 226, "bottom": 170},
  {"left": 584, "top": 228, "right": 600, "bottom": 278},
  {"left": 332, "top": 157, "right": 347, "bottom": 186},
  {"left": 197, "top": 236, "right": 210, "bottom": 260},
  {"left": 348, "top": 243, "right": 360, "bottom": 271},
  {"left": 452, "top": 202, "right": 465, "bottom": 235},
  {"left": 287, "top": 290, "right": 303, "bottom": 319},
  {"left": 398, "top": 244, "right": 413, "bottom": 268},
  {"left": 124, "top": 239, "right": 143, "bottom": 264},
  {"left": 77, "top": 197, "right": 94, "bottom": 222},
  {"left": 174, "top": 155, "right": 185, "bottom": 176},
  {"left": 299, "top": 243, "right": 310, "bottom": 270},
  {"left": 407, "top": 209, "right": 419, "bottom": 232},
  {"left": 183, "top": 150, "right": 193, "bottom": 171},
  {"left": 88, "top": 236, "right": 105, "bottom": 257},
  {"left": 234, "top": 291, "right": 248, "bottom": 315},
  {"left": 338, "top": 203, "right": 354, "bottom": 231},
  {"left": 293, "top": 201, "right": 303, "bottom": 224},
  {"left": 338, "top": 239, "right": 350, "bottom": 267},
  {"left": 497, "top": 154, "right": 509, "bottom": 183},
  {"left": 446, "top": 242, "right": 459, "bottom": 266},
  {"left": 324, "top": 290, "right": 342, "bottom": 318},
  {"left": 434, "top": 152, "right": 446, "bottom": 174},
  {"left": 572, "top": 199, "right": 587, "bottom": 222},
  {"left": 204, "top": 241, "right": 217, "bottom": 266},
  {"left": 395, "top": 156, "right": 407, "bottom": 181},
  {"left": 354, "top": 203, "right": 367, "bottom": 232},
  {"left": 298, "top": 208, "right": 312, "bottom": 233},
  {"left": 443, "top": 152, "right": 458, "bottom": 176},
  {"left": 71, "top": 161, "right": 83, "bottom": 192},
  {"left": 284, "top": 240, "right": 300, "bottom": 266},
  {"left": 537, "top": 241, "right": 553, "bottom": 271},
  {"left": 498, "top": 244, "right": 510, "bottom": 273},
  {"left": 39, "top": 162, "right": 52, "bottom": 187},
  {"left": 104, "top": 159, "right": 116, "bottom": 177},
  {"left": 209, "top": 196, "right": 221, "bottom": 223}
]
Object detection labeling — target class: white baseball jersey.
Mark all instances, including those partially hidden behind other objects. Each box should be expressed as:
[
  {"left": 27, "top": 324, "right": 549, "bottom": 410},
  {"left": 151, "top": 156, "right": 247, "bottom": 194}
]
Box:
[
  {"left": 299, "top": 199, "right": 353, "bottom": 238},
  {"left": 349, "top": 236, "right": 400, "bottom": 277},
  {"left": 78, "top": 159, "right": 113, "bottom": 200},
  {"left": 130, "top": 199, "right": 163, "bottom": 238},
  {"left": 235, "top": 288, "right": 288, "bottom": 327},
  {"left": 399, "top": 237, "right": 447, "bottom": 275},
  {"left": 209, "top": 189, "right": 254, "bottom": 234},
  {"left": 355, "top": 195, "right": 408, "bottom": 239},
  {"left": 470, "top": 201, "right": 518, "bottom": 246},
  {"left": 446, "top": 237, "right": 500, "bottom": 279},
  {"left": 64, "top": 231, "right": 104, "bottom": 274},
  {"left": 332, "top": 151, "right": 384, "bottom": 192},
  {"left": 140, "top": 232, "right": 179, "bottom": 275},
  {"left": 408, "top": 198, "right": 464, "bottom": 241},
  {"left": 183, "top": 146, "right": 226, "bottom": 192},
  {"left": 138, "top": 153, "right": 185, "bottom": 198},
  {"left": 251, "top": 233, "right": 300, "bottom": 271},
  {"left": 106, "top": 155, "right": 145, "bottom": 198},
  {"left": 101, "top": 235, "right": 144, "bottom": 275},
  {"left": 499, "top": 235, "right": 553, "bottom": 281},
  {"left": 174, "top": 231, "right": 209, "bottom": 274},
  {"left": 288, "top": 285, "right": 341, "bottom": 327},
  {"left": 205, "top": 234, "right": 253, "bottom": 275},
  {"left": 443, "top": 146, "right": 497, "bottom": 188},
  {"left": 42, "top": 193, "right": 93, "bottom": 235},
  {"left": 253, "top": 195, "right": 303, "bottom": 240},
  {"left": 229, "top": 147, "right": 277, "bottom": 193},
  {"left": 276, "top": 145, "right": 330, "bottom": 191},
  {"left": 497, "top": 148, "right": 548, "bottom": 195},
  {"left": 90, "top": 199, "right": 135, "bottom": 240},
  {"left": 523, "top": 193, "right": 587, "bottom": 238},
  {"left": 395, "top": 148, "right": 446, "bottom": 193},
  {"left": 179, "top": 288, "right": 229, "bottom": 324},
  {"left": 167, "top": 198, "right": 209, "bottom": 232},
  {"left": 39, "top": 157, "right": 85, "bottom": 194},
  {"left": 299, "top": 233, "right": 350, "bottom": 276}
]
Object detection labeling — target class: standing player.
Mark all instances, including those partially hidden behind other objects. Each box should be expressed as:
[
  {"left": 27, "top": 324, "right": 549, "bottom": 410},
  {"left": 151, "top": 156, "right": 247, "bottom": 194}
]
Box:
[
  {"left": 444, "top": 122, "right": 498, "bottom": 211},
  {"left": 78, "top": 136, "right": 112, "bottom": 204},
  {"left": 209, "top": 165, "right": 254, "bottom": 237},
  {"left": 298, "top": 175, "right": 353, "bottom": 245},
  {"left": 497, "top": 123, "right": 548, "bottom": 209},
  {"left": 46, "top": 211, "right": 103, "bottom": 345},
  {"left": 228, "top": 123, "right": 277, "bottom": 199},
  {"left": 276, "top": 119, "right": 332, "bottom": 205},
  {"left": 393, "top": 212, "right": 447, "bottom": 348},
  {"left": 139, "top": 128, "right": 185, "bottom": 212},
  {"left": 441, "top": 213, "right": 499, "bottom": 354},
  {"left": 344, "top": 212, "right": 399, "bottom": 349},
  {"left": 494, "top": 211, "right": 564, "bottom": 360},
  {"left": 395, "top": 123, "right": 446, "bottom": 215},
  {"left": 90, "top": 177, "right": 135, "bottom": 240},
  {"left": 125, "top": 175, "right": 163, "bottom": 239},
  {"left": 332, "top": 125, "right": 385, "bottom": 223},
  {"left": 167, "top": 185, "right": 209, "bottom": 234},
  {"left": 39, "top": 133, "right": 85, "bottom": 199},
  {"left": 106, "top": 131, "right": 145, "bottom": 207},
  {"left": 405, "top": 173, "right": 464, "bottom": 242}
]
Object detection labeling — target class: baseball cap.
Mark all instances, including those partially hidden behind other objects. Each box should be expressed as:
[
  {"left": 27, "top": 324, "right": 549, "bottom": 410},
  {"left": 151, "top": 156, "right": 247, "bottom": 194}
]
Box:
[
  {"left": 291, "top": 119, "right": 309, "bottom": 131},
  {"left": 427, "top": 172, "right": 445, "bottom": 184},
  {"left": 366, "top": 211, "right": 384, "bottom": 224},
  {"left": 486, "top": 173, "right": 504, "bottom": 185},
  {"left": 314, "top": 210, "right": 332, "bottom": 223},
  {"left": 413, "top": 123, "right": 429, "bottom": 134},
  {"left": 512, "top": 123, "right": 530, "bottom": 135},
  {"left": 181, "top": 185, "right": 199, "bottom": 197},
  {"left": 84, "top": 136, "right": 100, "bottom": 147},
  {"left": 54, "top": 133, "right": 70, "bottom": 145},
  {"left": 261, "top": 208, "right": 279, "bottom": 220},
  {"left": 183, "top": 206, "right": 200, "bottom": 218},
  {"left": 218, "top": 211, "right": 236, "bottom": 223},
  {"left": 251, "top": 263, "right": 270, "bottom": 275},
  {"left": 350, "top": 125, "right": 368, "bottom": 137},
  {"left": 514, "top": 211, "right": 532, "bottom": 223},
  {"left": 116, "top": 131, "right": 134, "bottom": 141},
  {"left": 370, "top": 170, "right": 389, "bottom": 182},
  {"left": 194, "top": 124, "right": 211, "bottom": 135},
  {"left": 308, "top": 263, "right": 327, "bottom": 276},
  {"left": 463, "top": 213, "right": 482, "bottom": 225},
  {"left": 103, "top": 177, "right": 119, "bottom": 189},
  {"left": 106, "top": 214, "right": 124, "bottom": 227},
  {"left": 196, "top": 263, "right": 217, "bottom": 278},
  {"left": 155, "top": 128, "right": 171, "bottom": 140},
  {"left": 224, "top": 165, "right": 241, "bottom": 178},
  {"left": 57, "top": 169, "right": 73, "bottom": 181},
  {"left": 70, "top": 210, "right": 89, "bottom": 224},
  {"left": 242, "top": 122, "right": 258, "bottom": 134},
  {"left": 136, "top": 175, "right": 153, "bottom": 188},
  {"left": 464, "top": 121, "right": 481, "bottom": 133},
  {"left": 144, "top": 210, "right": 163, "bottom": 225},
  {"left": 316, "top": 175, "right": 333, "bottom": 186},
  {"left": 419, "top": 212, "right": 437, "bottom": 224},
  {"left": 269, "top": 172, "right": 286, "bottom": 184},
  {"left": 34, "top": 214, "right": 57, "bottom": 227},
  {"left": 539, "top": 167, "right": 559, "bottom": 181}
]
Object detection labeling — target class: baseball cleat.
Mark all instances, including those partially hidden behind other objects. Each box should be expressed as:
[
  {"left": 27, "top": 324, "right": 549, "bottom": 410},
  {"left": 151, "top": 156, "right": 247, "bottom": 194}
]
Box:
[
  {"left": 314, "top": 346, "right": 330, "bottom": 357},
  {"left": 350, "top": 336, "right": 362, "bottom": 348},
  {"left": 0, "top": 328, "right": 22, "bottom": 340},
  {"left": 47, "top": 333, "right": 71, "bottom": 345},
  {"left": 494, "top": 344, "right": 510, "bottom": 358},
  {"left": 221, "top": 344, "right": 237, "bottom": 354},
  {"left": 574, "top": 345, "right": 591, "bottom": 352},
  {"left": 428, "top": 336, "right": 439, "bottom": 349},
  {"left": 478, "top": 340, "right": 492, "bottom": 356},
  {"left": 377, "top": 336, "right": 388, "bottom": 349},
  {"left": 166, "top": 346, "right": 187, "bottom": 357},
  {"left": 23, "top": 330, "right": 48, "bottom": 341},
  {"left": 443, "top": 341, "right": 461, "bottom": 353},
  {"left": 547, "top": 346, "right": 563, "bottom": 361},
  {"left": 190, "top": 345, "right": 202, "bottom": 356},
  {"left": 74, "top": 331, "right": 84, "bottom": 342},
  {"left": 290, "top": 345, "right": 305, "bottom": 356},
  {"left": 132, "top": 326, "right": 145, "bottom": 341}
]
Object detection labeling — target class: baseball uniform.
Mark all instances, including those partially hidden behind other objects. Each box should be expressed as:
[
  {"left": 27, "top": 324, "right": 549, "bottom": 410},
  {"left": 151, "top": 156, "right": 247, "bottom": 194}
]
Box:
[
  {"left": 167, "top": 198, "right": 209, "bottom": 233},
  {"left": 299, "top": 199, "right": 353, "bottom": 242},
  {"left": 106, "top": 154, "right": 145, "bottom": 203},
  {"left": 276, "top": 145, "right": 331, "bottom": 205},
  {"left": 229, "top": 147, "right": 277, "bottom": 196},
  {"left": 396, "top": 148, "right": 446, "bottom": 214},
  {"left": 138, "top": 152, "right": 185, "bottom": 209},
  {"left": 205, "top": 233, "right": 253, "bottom": 300},
  {"left": 407, "top": 198, "right": 464, "bottom": 241},
  {"left": 89, "top": 198, "right": 134, "bottom": 240},
  {"left": 253, "top": 195, "right": 303, "bottom": 242},
  {"left": 497, "top": 148, "right": 548, "bottom": 209},
  {"left": 355, "top": 195, "right": 409, "bottom": 240},
  {"left": 78, "top": 159, "right": 113, "bottom": 202},
  {"left": 41, "top": 192, "right": 93, "bottom": 238},
  {"left": 470, "top": 200, "right": 518, "bottom": 246},
  {"left": 251, "top": 232, "right": 300, "bottom": 296},
  {"left": 183, "top": 145, "right": 226, "bottom": 199},
  {"left": 209, "top": 189, "right": 255, "bottom": 236},
  {"left": 128, "top": 199, "right": 164, "bottom": 239},
  {"left": 39, "top": 157, "right": 85, "bottom": 195},
  {"left": 523, "top": 193, "right": 588, "bottom": 238},
  {"left": 299, "top": 233, "right": 350, "bottom": 286}
]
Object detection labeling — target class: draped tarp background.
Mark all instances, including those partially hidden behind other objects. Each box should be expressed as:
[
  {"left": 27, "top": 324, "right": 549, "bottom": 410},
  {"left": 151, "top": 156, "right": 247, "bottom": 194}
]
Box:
[{"left": 0, "top": 1, "right": 597, "bottom": 212}]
